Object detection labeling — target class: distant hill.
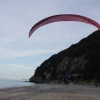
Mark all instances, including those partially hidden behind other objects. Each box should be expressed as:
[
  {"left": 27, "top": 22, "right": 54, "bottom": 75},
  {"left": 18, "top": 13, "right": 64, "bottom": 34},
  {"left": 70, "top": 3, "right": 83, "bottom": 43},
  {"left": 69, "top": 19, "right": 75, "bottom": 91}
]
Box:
[{"left": 29, "top": 30, "right": 100, "bottom": 83}]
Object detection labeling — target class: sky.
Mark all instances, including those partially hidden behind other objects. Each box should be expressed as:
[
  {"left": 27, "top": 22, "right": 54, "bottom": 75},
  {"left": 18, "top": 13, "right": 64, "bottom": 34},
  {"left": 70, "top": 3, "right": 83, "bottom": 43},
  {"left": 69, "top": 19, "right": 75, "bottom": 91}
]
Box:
[{"left": 0, "top": 0, "right": 100, "bottom": 80}]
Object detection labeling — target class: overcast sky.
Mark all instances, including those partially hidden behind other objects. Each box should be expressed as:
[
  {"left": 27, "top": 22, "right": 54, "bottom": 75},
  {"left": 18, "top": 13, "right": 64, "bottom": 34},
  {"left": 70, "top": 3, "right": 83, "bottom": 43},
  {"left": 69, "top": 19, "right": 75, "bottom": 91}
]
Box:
[{"left": 0, "top": 0, "right": 100, "bottom": 80}]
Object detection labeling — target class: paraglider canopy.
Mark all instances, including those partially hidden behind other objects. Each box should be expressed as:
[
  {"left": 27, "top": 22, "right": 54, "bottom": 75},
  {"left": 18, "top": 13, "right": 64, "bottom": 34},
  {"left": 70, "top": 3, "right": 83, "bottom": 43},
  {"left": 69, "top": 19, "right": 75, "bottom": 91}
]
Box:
[{"left": 29, "top": 14, "right": 100, "bottom": 37}]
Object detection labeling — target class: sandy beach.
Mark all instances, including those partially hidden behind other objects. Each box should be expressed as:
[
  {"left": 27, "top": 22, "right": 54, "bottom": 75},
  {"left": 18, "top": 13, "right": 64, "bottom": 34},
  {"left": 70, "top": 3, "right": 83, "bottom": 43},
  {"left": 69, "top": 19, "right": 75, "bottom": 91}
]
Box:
[{"left": 0, "top": 84, "right": 100, "bottom": 100}]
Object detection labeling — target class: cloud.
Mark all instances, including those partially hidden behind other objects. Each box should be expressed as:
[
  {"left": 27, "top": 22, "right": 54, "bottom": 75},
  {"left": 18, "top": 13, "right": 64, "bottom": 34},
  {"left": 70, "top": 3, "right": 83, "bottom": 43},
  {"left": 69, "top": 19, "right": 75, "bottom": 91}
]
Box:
[
  {"left": 9, "top": 64, "right": 34, "bottom": 70},
  {"left": 0, "top": 47, "right": 59, "bottom": 60}
]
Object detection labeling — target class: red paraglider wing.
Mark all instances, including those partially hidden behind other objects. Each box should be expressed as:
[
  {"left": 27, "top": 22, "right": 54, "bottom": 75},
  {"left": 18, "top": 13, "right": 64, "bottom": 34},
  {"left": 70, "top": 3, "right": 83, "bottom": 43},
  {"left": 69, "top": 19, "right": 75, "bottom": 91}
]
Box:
[{"left": 29, "top": 14, "right": 100, "bottom": 37}]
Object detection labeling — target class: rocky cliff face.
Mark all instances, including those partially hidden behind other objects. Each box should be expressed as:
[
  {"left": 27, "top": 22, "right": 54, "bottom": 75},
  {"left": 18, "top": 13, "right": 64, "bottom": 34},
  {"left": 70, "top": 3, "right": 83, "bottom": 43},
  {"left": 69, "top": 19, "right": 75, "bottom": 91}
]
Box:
[
  {"left": 29, "top": 30, "right": 100, "bottom": 83},
  {"left": 56, "top": 54, "right": 88, "bottom": 74},
  {"left": 30, "top": 55, "right": 88, "bottom": 83}
]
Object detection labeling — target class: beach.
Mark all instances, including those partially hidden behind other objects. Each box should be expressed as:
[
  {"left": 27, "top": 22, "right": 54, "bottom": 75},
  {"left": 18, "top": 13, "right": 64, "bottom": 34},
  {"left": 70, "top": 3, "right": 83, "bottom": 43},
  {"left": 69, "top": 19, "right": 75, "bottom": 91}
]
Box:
[{"left": 0, "top": 84, "right": 100, "bottom": 100}]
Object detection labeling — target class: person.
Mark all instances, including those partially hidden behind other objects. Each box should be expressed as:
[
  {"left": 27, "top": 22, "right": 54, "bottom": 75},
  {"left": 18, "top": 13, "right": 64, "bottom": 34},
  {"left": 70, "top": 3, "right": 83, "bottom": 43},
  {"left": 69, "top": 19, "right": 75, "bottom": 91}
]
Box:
[
  {"left": 96, "top": 83, "right": 98, "bottom": 88},
  {"left": 64, "top": 77, "right": 67, "bottom": 84}
]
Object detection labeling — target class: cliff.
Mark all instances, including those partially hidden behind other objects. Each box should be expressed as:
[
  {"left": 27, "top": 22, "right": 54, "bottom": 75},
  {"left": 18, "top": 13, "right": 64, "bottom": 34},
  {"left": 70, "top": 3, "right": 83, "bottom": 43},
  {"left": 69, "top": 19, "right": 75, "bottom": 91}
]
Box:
[{"left": 29, "top": 30, "right": 100, "bottom": 83}]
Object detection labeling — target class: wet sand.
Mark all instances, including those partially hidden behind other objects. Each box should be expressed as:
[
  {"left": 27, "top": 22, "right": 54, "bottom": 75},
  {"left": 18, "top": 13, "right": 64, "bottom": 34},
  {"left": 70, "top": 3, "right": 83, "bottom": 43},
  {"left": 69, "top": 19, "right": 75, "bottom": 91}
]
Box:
[{"left": 0, "top": 84, "right": 100, "bottom": 100}]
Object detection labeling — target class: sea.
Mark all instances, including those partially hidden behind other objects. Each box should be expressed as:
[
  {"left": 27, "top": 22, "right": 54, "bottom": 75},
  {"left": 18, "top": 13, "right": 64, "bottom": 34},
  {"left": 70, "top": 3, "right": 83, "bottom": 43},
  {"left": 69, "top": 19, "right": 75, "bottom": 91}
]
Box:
[{"left": 0, "top": 78, "right": 35, "bottom": 89}]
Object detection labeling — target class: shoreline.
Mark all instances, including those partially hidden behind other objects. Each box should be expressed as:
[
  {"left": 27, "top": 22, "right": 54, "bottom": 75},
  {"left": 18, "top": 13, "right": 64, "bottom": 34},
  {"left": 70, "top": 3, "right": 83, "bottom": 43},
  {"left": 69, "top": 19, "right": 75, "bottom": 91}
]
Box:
[
  {"left": 0, "top": 79, "right": 35, "bottom": 89},
  {"left": 0, "top": 84, "right": 100, "bottom": 100}
]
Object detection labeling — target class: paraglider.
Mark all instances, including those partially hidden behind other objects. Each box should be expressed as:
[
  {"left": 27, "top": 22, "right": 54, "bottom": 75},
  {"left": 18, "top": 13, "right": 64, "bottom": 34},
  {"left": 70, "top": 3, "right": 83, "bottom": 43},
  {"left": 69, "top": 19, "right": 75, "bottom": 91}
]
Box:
[{"left": 29, "top": 14, "right": 100, "bottom": 37}]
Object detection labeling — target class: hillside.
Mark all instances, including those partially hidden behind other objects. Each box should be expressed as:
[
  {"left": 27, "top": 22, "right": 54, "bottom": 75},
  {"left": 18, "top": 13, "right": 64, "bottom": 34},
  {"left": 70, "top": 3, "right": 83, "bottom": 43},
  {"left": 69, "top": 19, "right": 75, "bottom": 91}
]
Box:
[{"left": 29, "top": 30, "right": 100, "bottom": 83}]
